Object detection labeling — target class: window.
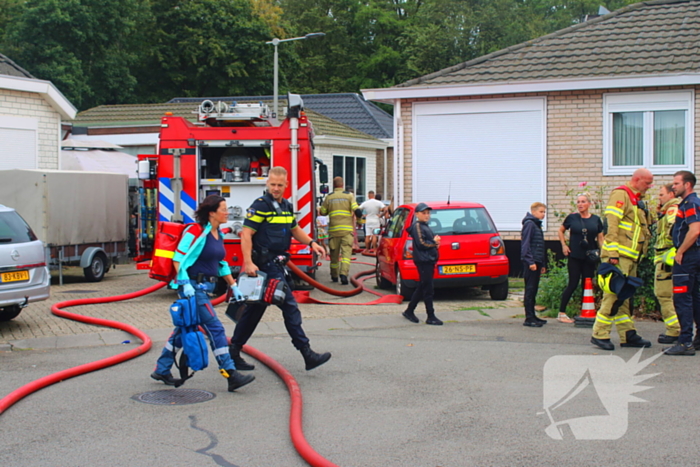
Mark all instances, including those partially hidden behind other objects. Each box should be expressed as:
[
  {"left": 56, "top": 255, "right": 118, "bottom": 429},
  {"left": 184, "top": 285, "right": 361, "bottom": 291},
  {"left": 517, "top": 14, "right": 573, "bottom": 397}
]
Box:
[
  {"left": 430, "top": 207, "right": 497, "bottom": 235},
  {"left": 333, "top": 155, "right": 367, "bottom": 203},
  {"left": 603, "top": 91, "right": 694, "bottom": 175},
  {"left": 385, "top": 208, "right": 409, "bottom": 239}
]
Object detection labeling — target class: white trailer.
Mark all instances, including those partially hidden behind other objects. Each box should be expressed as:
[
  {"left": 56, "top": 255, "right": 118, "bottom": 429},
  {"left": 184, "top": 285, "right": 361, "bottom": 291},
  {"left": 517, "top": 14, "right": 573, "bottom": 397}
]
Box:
[{"left": 0, "top": 169, "right": 129, "bottom": 283}]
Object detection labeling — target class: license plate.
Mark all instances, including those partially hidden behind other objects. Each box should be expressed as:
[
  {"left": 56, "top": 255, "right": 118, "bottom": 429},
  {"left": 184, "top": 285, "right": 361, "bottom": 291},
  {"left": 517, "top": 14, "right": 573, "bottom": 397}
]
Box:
[
  {"left": 1, "top": 270, "right": 29, "bottom": 282},
  {"left": 440, "top": 264, "right": 476, "bottom": 275}
]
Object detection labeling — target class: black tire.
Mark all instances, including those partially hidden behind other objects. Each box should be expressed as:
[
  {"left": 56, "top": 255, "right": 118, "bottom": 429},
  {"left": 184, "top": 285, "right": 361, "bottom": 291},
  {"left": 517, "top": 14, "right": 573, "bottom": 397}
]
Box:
[
  {"left": 396, "top": 268, "right": 414, "bottom": 301},
  {"left": 375, "top": 260, "right": 391, "bottom": 289},
  {"left": 84, "top": 252, "right": 108, "bottom": 282},
  {"left": 490, "top": 279, "right": 509, "bottom": 301},
  {"left": 0, "top": 305, "right": 22, "bottom": 322}
]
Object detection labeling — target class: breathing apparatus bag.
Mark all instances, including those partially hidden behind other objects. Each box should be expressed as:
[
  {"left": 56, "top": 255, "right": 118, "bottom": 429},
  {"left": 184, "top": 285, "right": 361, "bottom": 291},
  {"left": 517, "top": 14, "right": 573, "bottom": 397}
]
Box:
[
  {"left": 169, "top": 296, "right": 209, "bottom": 386},
  {"left": 149, "top": 222, "right": 200, "bottom": 283}
]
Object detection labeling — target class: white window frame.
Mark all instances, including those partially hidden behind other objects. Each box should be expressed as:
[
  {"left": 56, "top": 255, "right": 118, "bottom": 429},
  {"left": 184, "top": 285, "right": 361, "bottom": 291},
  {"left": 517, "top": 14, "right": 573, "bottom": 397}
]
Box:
[
  {"left": 603, "top": 90, "right": 694, "bottom": 176},
  {"left": 332, "top": 154, "right": 367, "bottom": 202}
]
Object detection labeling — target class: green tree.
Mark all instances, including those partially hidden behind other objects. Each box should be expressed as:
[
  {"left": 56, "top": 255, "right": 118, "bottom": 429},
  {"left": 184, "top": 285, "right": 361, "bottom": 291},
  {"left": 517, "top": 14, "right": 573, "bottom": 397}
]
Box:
[
  {"left": 135, "top": 0, "right": 275, "bottom": 103},
  {"left": 3, "top": 0, "right": 149, "bottom": 110}
]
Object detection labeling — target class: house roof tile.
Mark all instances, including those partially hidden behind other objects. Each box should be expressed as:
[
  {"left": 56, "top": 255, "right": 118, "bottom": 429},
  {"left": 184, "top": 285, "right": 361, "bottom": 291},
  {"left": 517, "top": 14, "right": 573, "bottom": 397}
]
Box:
[
  {"left": 398, "top": 0, "right": 700, "bottom": 88},
  {"left": 0, "top": 53, "right": 34, "bottom": 79}
]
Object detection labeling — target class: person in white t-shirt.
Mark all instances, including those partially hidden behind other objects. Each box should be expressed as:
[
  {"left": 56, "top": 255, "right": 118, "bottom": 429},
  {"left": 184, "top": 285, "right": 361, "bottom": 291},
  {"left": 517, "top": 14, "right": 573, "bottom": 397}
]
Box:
[{"left": 360, "top": 191, "right": 385, "bottom": 251}]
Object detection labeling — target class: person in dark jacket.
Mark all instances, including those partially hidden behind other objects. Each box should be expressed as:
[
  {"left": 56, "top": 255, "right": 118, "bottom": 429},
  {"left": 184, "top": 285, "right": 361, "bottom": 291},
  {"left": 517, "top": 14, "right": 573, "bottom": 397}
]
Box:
[
  {"left": 521, "top": 202, "right": 548, "bottom": 327},
  {"left": 402, "top": 203, "right": 443, "bottom": 325}
]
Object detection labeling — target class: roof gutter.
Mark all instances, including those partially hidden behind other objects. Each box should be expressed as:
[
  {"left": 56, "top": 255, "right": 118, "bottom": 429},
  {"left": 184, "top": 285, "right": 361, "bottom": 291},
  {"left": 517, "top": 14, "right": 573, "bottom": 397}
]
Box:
[
  {"left": 362, "top": 73, "right": 700, "bottom": 103},
  {"left": 0, "top": 75, "right": 77, "bottom": 119}
]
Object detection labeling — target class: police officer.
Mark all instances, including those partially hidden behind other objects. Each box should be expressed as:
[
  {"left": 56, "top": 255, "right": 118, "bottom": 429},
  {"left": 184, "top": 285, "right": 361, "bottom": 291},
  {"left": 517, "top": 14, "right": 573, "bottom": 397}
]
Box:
[
  {"left": 320, "top": 176, "right": 363, "bottom": 285},
  {"left": 654, "top": 183, "right": 681, "bottom": 344},
  {"left": 665, "top": 170, "right": 700, "bottom": 356},
  {"left": 591, "top": 168, "right": 654, "bottom": 351},
  {"left": 228, "top": 167, "right": 331, "bottom": 371}
]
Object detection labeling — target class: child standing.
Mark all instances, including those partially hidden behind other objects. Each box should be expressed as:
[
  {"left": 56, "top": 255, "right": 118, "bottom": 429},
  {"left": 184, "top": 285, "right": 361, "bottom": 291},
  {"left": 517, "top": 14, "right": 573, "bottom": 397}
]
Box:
[
  {"left": 316, "top": 210, "right": 330, "bottom": 260},
  {"left": 521, "top": 202, "right": 547, "bottom": 328}
]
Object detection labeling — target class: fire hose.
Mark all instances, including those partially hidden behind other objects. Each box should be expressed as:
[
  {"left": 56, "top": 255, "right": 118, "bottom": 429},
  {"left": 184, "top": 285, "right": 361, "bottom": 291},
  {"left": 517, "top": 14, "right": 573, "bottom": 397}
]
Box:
[{"left": 0, "top": 254, "right": 396, "bottom": 465}]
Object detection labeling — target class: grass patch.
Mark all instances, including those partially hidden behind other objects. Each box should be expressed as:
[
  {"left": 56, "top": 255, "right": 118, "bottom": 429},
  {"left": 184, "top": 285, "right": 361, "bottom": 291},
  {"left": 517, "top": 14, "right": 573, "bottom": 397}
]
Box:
[
  {"left": 455, "top": 306, "right": 495, "bottom": 311},
  {"left": 477, "top": 309, "right": 490, "bottom": 317},
  {"left": 512, "top": 313, "right": 525, "bottom": 319}
]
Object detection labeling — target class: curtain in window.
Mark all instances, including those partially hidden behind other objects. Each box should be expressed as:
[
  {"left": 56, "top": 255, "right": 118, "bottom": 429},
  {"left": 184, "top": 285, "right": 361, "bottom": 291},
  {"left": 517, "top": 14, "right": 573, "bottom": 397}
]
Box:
[
  {"left": 613, "top": 112, "right": 643, "bottom": 166},
  {"left": 654, "top": 110, "right": 685, "bottom": 165}
]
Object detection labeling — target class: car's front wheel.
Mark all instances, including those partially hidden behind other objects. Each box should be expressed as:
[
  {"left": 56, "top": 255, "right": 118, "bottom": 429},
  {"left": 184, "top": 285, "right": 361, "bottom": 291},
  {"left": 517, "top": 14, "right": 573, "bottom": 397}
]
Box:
[
  {"left": 396, "top": 268, "right": 415, "bottom": 301},
  {"left": 490, "top": 279, "right": 509, "bottom": 300},
  {"left": 0, "top": 305, "right": 22, "bottom": 321}
]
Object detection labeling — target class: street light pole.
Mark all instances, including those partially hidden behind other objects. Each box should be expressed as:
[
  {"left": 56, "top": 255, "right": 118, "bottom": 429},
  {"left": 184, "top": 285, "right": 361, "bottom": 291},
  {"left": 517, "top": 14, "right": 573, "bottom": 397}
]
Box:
[{"left": 266, "top": 33, "right": 325, "bottom": 119}]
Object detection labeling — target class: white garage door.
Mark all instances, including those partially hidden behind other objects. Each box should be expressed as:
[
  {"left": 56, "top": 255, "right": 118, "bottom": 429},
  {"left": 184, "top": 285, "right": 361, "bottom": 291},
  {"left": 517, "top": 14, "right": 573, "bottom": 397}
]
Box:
[
  {"left": 413, "top": 98, "right": 545, "bottom": 232},
  {"left": 0, "top": 116, "right": 37, "bottom": 170}
]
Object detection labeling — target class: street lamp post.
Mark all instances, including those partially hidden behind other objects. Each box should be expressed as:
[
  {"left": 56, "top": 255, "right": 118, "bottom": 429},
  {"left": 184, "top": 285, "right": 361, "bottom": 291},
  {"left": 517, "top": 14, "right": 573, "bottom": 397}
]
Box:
[{"left": 266, "top": 33, "right": 325, "bottom": 119}]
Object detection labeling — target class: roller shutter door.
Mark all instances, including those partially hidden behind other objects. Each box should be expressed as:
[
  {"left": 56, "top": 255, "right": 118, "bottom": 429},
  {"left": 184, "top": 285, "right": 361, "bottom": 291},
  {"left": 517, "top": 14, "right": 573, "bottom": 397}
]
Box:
[{"left": 0, "top": 116, "right": 37, "bottom": 170}]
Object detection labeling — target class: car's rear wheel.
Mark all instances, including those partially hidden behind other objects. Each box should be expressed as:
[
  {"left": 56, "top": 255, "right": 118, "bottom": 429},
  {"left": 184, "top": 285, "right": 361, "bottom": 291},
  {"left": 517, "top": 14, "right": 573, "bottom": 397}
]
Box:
[
  {"left": 490, "top": 279, "right": 509, "bottom": 300},
  {"left": 0, "top": 305, "right": 22, "bottom": 322},
  {"left": 396, "top": 268, "right": 415, "bottom": 301},
  {"left": 375, "top": 260, "right": 391, "bottom": 289},
  {"left": 84, "top": 252, "right": 108, "bottom": 282}
]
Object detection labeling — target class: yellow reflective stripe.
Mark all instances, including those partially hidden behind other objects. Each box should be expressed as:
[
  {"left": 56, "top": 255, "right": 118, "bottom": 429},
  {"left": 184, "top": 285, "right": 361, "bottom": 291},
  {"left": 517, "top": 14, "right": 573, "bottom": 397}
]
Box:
[
  {"left": 249, "top": 214, "right": 266, "bottom": 223},
  {"left": 617, "top": 245, "right": 640, "bottom": 259},
  {"left": 254, "top": 211, "right": 274, "bottom": 216},
  {"left": 664, "top": 315, "right": 679, "bottom": 325},
  {"left": 154, "top": 249, "right": 175, "bottom": 259},
  {"left": 618, "top": 221, "right": 633, "bottom": 231},
  {"left": 329, "top": 225, "right": 354, "bottom": 231},
  {"left": 351, "top": 202, "right": 359, "bottom": 211},
  {"left": 329, "top": 209, "right": 352, "bottom": 216},
  {"left": 268, "top": 216, "right": 295, "bottom": 224},
  {"left": 603, "top": 242, "right": 619, "bottom": 252},
  {"left": 595, "top": 313, "right": 613, "bottom": 324},
  {"left": 605, "top": 206, "right": 624, "bottom": 218},
  {"left": 341, "top": 258, "right": 351, "bottom": 264},
  {"left": 614, "top": 315, "right": 632, "bottom": 324},
  {"left": 330, "top": 263, "right": 339, "bottom": 269}
]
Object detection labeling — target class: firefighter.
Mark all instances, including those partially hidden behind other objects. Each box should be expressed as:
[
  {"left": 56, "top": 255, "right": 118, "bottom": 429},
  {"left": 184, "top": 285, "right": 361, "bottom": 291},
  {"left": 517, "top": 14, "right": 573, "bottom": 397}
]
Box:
[
  {"left": 228, "top": 167, "right": 332, "bottom": 371},
  {"left": 665, "top": 170, "right": 700, "bottom": 356},
  {"left": 591, "top": 168, "right": 654, "bottom": 351},
  {"left": 654, "top": 183, "right": 681, "bottom": 344},
  {"left": 320, "top": 176, "right": 363, "bottom": 285}
]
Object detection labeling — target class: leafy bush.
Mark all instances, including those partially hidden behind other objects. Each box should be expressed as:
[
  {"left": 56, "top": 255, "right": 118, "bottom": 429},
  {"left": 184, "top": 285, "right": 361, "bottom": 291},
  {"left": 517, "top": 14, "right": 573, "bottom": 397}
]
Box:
[{"left": 537, "top": 251, "right": 584, "bottom": 318}]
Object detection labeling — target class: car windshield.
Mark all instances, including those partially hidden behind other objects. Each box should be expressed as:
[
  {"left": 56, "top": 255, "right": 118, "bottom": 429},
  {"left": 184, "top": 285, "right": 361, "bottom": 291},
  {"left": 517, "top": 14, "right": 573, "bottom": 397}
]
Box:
[
  {"left": 426, "top": 207, "right": 497, "bottom": 235},
  {"left": 0, "top": 211, "right": 38, "bottom": 244}
]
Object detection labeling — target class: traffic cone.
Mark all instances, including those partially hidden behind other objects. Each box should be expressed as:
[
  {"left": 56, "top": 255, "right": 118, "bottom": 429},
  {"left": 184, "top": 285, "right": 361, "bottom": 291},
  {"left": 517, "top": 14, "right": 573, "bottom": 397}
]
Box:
[{"left": 574, "top": 277, "right": 596, "bottom": 327}]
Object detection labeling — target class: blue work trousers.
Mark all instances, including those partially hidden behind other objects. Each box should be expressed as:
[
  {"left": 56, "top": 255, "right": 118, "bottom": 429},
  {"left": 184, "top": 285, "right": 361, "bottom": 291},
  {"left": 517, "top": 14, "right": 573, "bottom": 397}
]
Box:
[
  {"left": 672, "top": 248, "right": 700, "bottom": 345},
  {"left": 154, "top": 280, "right": 235, "bottom": 375},
  {"left": 231, "top": 261, "right": 309, "bottom": 350}
]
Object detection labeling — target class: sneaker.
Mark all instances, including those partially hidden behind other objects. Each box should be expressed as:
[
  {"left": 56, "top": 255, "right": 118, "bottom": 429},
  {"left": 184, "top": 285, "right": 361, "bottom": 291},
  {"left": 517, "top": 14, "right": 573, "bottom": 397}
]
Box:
[
  {"left": 692, "top": 334, "right": 700, "bottom": 350},
  {"left": 426, "top": 316, "right": 443, "bottom": 326},
  {"left": 523, "top": 319, "right": 543, "bottom": 328},
  {"left": 535, "top": 317, "right": 548, "bottom": 325},
  {"left": 591, "top": 337, "right": 614, "bottom": 351},
  {"left": 227, "top": 370, "right": 255, "bottom": 391},
  {"left": 151, "top": 372, "right": 177, "bottom": 386},
  {"left": 664, "top": 342, "right": 696, "bottom": 356},
  {"left": 658, "top": 334, "right": 679, "bottom": 344},
  {"left": 402, "top": 310, "right": 420, "bottom": 323}
]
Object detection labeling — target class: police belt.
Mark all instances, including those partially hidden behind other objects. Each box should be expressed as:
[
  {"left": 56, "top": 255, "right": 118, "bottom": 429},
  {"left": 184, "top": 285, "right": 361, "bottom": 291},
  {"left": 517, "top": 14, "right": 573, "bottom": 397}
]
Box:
[
  {"left": 252, "top": 247, "right": 289, "bottom": 267},
  {"left": 188, "top": 273, "right": 218, "bottom": 283}
]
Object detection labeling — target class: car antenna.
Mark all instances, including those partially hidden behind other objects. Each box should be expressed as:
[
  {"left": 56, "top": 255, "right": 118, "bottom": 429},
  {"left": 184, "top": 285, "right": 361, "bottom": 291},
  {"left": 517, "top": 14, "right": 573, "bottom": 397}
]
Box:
[{"left": 447, "top": 182, "right": 451, "bottom": 206}]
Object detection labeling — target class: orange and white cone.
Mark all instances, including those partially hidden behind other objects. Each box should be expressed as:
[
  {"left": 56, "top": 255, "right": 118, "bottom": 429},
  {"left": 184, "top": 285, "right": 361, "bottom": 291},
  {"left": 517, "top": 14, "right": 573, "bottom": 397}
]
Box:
[{"left": 574, "top": 277, "right": 596, "bottom": 327}]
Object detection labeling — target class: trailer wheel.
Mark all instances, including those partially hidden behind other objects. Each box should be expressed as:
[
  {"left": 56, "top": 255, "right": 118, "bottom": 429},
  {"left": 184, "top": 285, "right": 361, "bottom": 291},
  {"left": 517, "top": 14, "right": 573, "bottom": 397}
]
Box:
[
  {"left": 84, "top": 252, "right": 107, "bottom": 282},
  {"left": 0, "top": 305, "right": 22, "bottom": 322}
]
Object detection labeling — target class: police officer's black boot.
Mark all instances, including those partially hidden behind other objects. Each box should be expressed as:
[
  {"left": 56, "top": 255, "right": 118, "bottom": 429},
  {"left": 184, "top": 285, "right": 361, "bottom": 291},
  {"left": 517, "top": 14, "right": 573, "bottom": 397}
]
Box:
[
  {"left": 229, "top": 344, "right": 255, "bottom": 371},
  {"left": 620, "top": 330, "right": 651, "bottom": 348},
  {"left": 300, "top": 345, "right": 331, "bottom": 371},
  {"left": 226, "top": 369, "right": 255, "bottom": 392}
]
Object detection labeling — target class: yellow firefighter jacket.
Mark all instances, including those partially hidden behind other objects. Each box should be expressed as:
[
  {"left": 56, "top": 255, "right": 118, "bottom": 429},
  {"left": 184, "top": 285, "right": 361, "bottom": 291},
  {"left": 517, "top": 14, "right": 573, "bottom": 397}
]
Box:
[
  {"left": 654, "top": 197, "right": 680, "bottom": 264},
  {"left": 320, "top": 188, "right": 360, "bottom": 238},
  {"left": 602, "top": 183, "right": 652, "bottom": 262}
]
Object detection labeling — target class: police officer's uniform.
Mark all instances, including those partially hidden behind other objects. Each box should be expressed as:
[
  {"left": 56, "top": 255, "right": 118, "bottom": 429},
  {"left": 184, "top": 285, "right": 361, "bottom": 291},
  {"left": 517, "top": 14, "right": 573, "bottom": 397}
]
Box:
[
  {"left": 592, "top": 183, "right": 652, "bottom": 346},
  {"left": 671, "top": 192, "right": 700, "bottom": 348},
  {"left": 230, "top": 193, "right": 310, "bottom": 351},
  {"left": 654, "top": 196, "right": 681, "bottom": 340},
  {"left": 320, "top": 187, "right": 360, "bottom": 280}
]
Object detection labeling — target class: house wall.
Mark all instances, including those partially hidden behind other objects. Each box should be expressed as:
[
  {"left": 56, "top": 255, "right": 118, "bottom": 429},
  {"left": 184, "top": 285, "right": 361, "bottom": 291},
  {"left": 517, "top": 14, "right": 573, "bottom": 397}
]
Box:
[
  {"left": 375, "top": 147, "right": 394, "bottom": 202},
  {"left": 0, "top": 88, "right": 61, "bottom": 169},
  {"left": 399, "top": 85, "right": 700, "bottom": 241},
  {"left": 314, "top": 143, "right": 378, "bottom": 202}
]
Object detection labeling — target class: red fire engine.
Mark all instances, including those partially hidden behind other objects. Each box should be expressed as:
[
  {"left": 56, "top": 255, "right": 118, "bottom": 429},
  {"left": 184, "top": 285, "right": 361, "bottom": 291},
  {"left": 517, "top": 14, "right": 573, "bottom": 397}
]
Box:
[{"left": 135, "top": 94, "right": 329, "bottom": 284}]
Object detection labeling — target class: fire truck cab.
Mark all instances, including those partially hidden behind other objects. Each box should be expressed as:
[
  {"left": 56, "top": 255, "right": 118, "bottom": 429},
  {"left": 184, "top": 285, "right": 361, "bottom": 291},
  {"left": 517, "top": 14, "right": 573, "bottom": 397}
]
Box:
[{"left": 136, "top": 94, "right": 328, "bottom": 285}]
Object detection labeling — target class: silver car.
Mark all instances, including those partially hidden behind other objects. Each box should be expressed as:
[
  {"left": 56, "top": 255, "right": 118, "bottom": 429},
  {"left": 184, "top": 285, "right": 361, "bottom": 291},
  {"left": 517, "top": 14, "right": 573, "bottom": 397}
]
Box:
[{"left": 0, "top": 204, "right": 50, "bottom": 321}]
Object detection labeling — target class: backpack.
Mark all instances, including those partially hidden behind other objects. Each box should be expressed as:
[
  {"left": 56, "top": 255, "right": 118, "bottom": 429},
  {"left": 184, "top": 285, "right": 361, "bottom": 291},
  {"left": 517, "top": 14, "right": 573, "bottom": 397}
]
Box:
[
  {"left": 149, "top": 222, "right": 201, "bottom": 282},
  {"left": 169, "top": 296, "right": 209, "bottom": 387}
]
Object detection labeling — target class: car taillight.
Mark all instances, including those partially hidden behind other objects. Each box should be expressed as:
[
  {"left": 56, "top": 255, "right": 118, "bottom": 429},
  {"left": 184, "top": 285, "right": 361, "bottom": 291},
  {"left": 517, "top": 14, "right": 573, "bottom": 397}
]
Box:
[
  {"left": 490, "top": 236, "right": 505, "bottom": 256},
  {"left": 403, "top": 239, "right": 413, "bottom": 260}
]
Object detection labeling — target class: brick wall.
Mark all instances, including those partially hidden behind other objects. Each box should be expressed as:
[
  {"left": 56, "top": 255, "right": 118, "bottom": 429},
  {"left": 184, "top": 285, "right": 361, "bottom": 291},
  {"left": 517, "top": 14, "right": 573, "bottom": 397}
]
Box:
[
  {"left": 399, "top": 85, "right": 700, "bottom": 241},
  {"left": 0, "top": 88, "right": 61, "bottom": 169}
]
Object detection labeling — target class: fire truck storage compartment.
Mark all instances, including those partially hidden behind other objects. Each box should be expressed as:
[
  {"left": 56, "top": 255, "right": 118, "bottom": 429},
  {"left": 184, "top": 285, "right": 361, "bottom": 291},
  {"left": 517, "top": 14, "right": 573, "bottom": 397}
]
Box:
[{"left": 199, "top": 144, "right": 271, "bottom": 240}]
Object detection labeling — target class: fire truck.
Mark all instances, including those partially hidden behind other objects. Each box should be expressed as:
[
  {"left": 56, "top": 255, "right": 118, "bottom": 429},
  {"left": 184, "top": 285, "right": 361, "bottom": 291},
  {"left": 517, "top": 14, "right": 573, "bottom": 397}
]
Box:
[{"left": 135, "top": 94, "right": 329, "bottom": 286}]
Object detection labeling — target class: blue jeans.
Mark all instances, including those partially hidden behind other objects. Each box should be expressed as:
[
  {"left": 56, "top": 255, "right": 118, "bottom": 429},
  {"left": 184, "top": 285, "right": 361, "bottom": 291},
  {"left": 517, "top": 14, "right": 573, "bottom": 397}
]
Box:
[
  {"left": 154, "top": 280, "right": 235, "bottom": 375},
  {"left": 231, "top": 261, "right": 310, "bottom": 350},
  {"left": 672, "top": 248, "right": 700, "bottom": 345}
]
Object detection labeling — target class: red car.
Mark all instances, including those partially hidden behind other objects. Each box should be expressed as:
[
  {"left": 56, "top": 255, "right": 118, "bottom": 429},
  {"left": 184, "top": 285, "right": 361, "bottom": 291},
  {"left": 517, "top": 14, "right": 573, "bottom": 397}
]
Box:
[{"left": 375, "top": 202, "right": 510, "bottom": 300}]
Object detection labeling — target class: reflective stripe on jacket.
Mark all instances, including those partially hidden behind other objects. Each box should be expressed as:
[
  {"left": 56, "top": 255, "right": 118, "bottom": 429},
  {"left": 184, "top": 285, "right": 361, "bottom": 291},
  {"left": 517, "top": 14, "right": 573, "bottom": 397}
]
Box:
[
  {"left": 602, "top": 184, "right": 651, "bottom": 261},
  {"left": 320, "top": 188, "right": 360, "bottom": 237},
  {"left": 654, "top": 197, "right": 680, "bottom": 264}
]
